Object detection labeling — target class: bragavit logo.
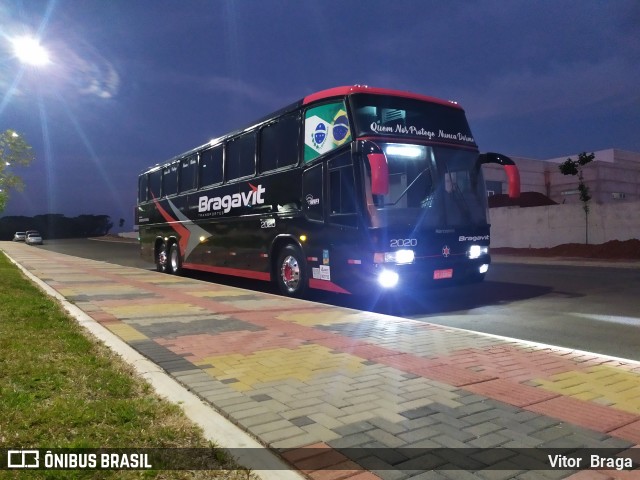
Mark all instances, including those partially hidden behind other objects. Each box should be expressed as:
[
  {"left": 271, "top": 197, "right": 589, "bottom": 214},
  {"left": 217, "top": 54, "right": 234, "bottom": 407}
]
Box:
[
  {"left": 198, "top": 183, "right": 266, "bottom": 214},
  {"left": 459, "top": 235, "right": 490, "bottom": 242}
]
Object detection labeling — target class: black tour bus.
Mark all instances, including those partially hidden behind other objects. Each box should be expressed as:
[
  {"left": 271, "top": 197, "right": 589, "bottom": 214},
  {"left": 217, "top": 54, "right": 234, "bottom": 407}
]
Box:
[{"left": 136, "top": 85, "right": 520, "bottom": 297}]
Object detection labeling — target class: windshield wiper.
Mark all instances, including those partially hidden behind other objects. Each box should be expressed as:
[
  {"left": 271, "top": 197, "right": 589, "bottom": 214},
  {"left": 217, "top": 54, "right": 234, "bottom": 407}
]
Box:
[{"left": 382, "top": 168, "right": 431, "bottom": 207}]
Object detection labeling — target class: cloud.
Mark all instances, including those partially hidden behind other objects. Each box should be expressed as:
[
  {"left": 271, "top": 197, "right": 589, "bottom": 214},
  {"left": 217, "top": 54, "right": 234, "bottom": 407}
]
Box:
[{"left": 43, "top": 35, "right": 121, "bottom": 100}]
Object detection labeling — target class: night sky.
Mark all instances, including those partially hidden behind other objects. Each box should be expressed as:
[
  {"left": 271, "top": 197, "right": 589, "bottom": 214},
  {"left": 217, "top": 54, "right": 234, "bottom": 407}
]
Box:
[{"left": 1, "top": 0, "right": 639, "bottom": 229}]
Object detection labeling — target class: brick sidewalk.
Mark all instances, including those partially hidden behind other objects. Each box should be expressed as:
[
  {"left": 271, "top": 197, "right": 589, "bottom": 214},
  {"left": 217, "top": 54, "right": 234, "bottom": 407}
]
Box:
[{"left": 2, "top": 242, "right": 639, "bottom": 480}]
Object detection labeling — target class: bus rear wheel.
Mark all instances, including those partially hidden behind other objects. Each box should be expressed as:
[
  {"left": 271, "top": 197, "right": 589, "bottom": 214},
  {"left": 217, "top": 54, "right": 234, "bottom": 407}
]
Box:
[
  {"left": 276, "top": 245, "right": 307, "bottom": 297},
  {"left": 168, "top": 243, "right": 182, "bottom": 275},
  {"left": 156, "top": 241, "right": 168, "bottom": 273}
]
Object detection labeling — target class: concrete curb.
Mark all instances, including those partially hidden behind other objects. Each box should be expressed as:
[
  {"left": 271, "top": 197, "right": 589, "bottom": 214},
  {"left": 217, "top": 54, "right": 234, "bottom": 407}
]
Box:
[{"left": 3, "top": 250, "right": 306, "bottom": 480}]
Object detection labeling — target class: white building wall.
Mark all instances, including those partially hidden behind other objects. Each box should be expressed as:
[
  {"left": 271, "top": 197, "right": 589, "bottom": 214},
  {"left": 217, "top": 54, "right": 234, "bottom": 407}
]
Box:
[{"left": 490, "top": 201, "right": 640, "bottom": 248}]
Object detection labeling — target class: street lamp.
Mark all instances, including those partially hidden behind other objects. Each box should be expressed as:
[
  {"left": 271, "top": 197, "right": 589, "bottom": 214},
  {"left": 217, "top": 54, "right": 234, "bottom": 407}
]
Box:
[{"left": 11, "top": 36, "right": 51, "bottom": 66}]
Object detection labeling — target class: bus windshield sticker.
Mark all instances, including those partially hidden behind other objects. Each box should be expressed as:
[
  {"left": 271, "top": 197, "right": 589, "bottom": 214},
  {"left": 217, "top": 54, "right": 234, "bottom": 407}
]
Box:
[
  {"left": 320, "top": 265, "right": 331, "bottom": 281},
  {"left": 304, "top": 101, "right": 351, "bottom": 163}
]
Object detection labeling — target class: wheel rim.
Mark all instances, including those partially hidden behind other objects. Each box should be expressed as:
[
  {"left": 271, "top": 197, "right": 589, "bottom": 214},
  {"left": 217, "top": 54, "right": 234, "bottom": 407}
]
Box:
[
  {"left": 158, "top": 248, "right": 167, "bottom": 268},
  {"left": 280, "top": 255, "right": 300, "bottom": 291}
]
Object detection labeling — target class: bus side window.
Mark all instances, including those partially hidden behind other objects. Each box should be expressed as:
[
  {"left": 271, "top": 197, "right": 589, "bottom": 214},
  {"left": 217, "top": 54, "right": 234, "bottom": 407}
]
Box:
[
  {"left": 149, "top": 169, "right": 162, "bottom": 200},
  {"left": 328, "top": 153, "right": 357, "bottom": 227},
  {"left": 199, "top": 146, "right": 223, "bottom": 187},
  {"left": 138, "top": 174, "right": 148, "bottom": 203},
  {"left": 226, "top": 131, "right": 256, "bottom": 181},
  {"left": 260, "top": 113, "right": 300, "bottom": 172},
  {"left": 163, "top": 164, "right": 178, "bottom": 197},
  {"left": 179, "top": 155, "right": 197, "bottom": 193}
]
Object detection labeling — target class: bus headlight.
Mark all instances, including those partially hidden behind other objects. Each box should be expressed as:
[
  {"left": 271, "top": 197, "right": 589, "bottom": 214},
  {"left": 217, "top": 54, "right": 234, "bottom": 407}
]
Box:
[
  {"left": 374, "top": 249, "right": 415, "bottom": 265},
  {"left": 468, "top": 245, "right": 488, "bottom": 259},
  {"left": 378, "top": 269, "right": 399, "bottom": 288},
  {"left": 479, "top": 264, "right": 489, "bottom": 274},
  {"left": 386, "top": 249, "right": 415, "bottom": 264}
]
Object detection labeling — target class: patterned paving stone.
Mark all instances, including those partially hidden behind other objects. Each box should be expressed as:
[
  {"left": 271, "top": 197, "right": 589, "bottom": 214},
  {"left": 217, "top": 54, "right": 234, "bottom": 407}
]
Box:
[
  {"left": 131, "top": 316, "right": 264, "bottom": 338},
  {"left": 4, "top": 242, "right": 640, "bottom": 480},
  {"left": 131, "top": 339, "right": 199, "bottom": 373},
  {"left": 535, "top": 365, "right": 640, "bottom": 414}
]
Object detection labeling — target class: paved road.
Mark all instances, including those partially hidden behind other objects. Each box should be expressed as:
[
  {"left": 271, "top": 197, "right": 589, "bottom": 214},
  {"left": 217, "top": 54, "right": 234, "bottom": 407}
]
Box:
[{"left": 37, "top": 238, "right": 640, "bottom": 360}]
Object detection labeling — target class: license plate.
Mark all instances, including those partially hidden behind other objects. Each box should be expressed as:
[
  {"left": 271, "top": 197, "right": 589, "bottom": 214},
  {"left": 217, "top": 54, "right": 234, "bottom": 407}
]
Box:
[{"left": 433, "top": 269, "right": 453, "bottom": 280}]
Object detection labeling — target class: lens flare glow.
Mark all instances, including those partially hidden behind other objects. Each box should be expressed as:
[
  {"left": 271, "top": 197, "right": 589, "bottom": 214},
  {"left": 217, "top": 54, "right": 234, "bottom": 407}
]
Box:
[
  {"left": 378, "top": 270, "right": 399, "bottom": 288},
  {"left": 11, "top": 36, "right": 51, "bottom": 66}
]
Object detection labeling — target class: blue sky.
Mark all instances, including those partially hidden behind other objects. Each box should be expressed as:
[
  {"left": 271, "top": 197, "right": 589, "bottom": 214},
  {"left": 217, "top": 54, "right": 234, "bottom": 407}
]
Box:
[{"left": 1, "top": 0, "right": 639, "bottom": 227}]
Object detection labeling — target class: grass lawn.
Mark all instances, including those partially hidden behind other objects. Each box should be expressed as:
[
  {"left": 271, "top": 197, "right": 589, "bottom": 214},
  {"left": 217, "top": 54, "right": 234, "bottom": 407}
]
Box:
[{"left": 0, "top": 252, "right": 257, "bottom": 479}]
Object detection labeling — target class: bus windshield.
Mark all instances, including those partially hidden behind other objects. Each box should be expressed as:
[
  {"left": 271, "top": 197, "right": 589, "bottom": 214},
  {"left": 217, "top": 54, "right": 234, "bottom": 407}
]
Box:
[
  {"left": 364, "top": 143, "right": 488, "bottom": 229},
  {"left": 350, "top": 93, "right": 476, "bottom": 148}
]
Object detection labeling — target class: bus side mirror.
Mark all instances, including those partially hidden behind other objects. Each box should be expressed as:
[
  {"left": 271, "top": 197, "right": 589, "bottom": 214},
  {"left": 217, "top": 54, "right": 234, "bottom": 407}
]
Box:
[
  {"left": 367, "top": 153, "right": 389, "bottom": 196},
  {"left": 478, "top": 152, "right": 521, "bottom": 199}
]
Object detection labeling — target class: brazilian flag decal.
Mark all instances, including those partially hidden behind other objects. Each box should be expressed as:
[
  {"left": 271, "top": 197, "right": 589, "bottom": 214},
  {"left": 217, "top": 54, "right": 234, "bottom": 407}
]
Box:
[{"left": 304, "top": 101, "right": 352, "bottom": 162}]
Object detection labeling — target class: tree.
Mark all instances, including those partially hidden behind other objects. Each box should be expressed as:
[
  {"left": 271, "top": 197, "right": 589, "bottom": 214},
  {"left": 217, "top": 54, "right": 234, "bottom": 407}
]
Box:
[
  {"left": 558, "top": 151, "right": 595, "bottom": 244},
  {"left": 0, "top": 130, "right": 35, "bottom": 213}
]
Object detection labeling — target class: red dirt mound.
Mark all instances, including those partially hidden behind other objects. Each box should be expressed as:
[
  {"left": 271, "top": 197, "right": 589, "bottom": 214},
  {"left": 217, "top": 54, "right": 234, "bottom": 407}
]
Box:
[{"left": 489, "top": 192, "right": 557, "bottom": 208}]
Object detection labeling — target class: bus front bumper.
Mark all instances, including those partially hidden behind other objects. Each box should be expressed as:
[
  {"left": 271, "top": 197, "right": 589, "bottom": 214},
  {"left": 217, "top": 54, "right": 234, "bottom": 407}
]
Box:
[{"left": 336, "top": 256, "right": 491, "bottom": 295}]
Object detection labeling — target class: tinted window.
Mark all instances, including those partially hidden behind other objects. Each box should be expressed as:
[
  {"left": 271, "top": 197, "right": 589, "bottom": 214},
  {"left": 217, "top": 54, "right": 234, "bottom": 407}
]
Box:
[
  {"left": 226, "top": 132, "right": 256, "bottom": 180},
  {"left": 138, "top": 174, "right": 148, "bottom": 203},
  {"left": 149, "top": 170, "right": 162, "bottom": 199},
  {"left": 260, "top": 113, "right": 300, "bottom": 172},
  {"left": 328, "top": 153, "right": 357, "bottom": 226},
  {"left": 302, "top": 163, "right": 323, "bottom": 222},
  {"left": 179, "top": 155, "right": 197, "bottom": 192},
  {"left": 163, "top": 163, "right": 178, "bottom": 196},
  {"left": 199, "top": 146, "right": 223, "bottom": 187}
]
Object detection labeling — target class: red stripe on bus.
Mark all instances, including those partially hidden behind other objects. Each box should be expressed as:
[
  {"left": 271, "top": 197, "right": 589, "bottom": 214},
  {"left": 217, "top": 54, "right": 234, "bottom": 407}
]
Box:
[
  {"left": 302, "top": 86, "right": 462, "bottom": 109},
  {"left": 182, "top": 263, "right": 271, "bottom": 282},
  {"left": 309, "top": 279, "right": 352, "bottom": 295},
  {"left": 152, "top": 198, "right": 191, "bottom": 255}
]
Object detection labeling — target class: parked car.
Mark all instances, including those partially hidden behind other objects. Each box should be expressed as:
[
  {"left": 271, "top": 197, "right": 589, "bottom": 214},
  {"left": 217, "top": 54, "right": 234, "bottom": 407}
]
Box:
[
  {"left": 25, "top": 232, "right": 43, "bottom": 245},
  {"left": 13, "top": 232, "right": 26, "bottom": 242}
]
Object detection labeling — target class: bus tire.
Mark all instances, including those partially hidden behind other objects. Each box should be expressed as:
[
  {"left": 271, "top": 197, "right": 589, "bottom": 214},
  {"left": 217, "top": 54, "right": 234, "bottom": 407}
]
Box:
[
  {"left": 168, "top": 243, "right": 182, "bottom": 275},
  {"left": 275, "top": 244, "right": 307, "bottom": 297},
  {"left": 156, "top": 241, "right": 168, "bottom": 273}
]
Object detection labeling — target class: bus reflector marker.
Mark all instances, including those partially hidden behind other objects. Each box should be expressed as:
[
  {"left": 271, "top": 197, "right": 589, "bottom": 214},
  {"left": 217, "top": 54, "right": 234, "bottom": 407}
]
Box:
[{"left": 347, "top": 259, "right": 362, "bottom": 264}]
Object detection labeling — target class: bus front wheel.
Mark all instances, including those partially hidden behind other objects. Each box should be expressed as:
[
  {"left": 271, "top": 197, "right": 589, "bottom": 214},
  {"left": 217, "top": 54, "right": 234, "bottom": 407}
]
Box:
[
  {"left": 275, "top": 245, "right": 307, "bottom": 297},
  {"left": 156, "top": 241, "right": 168, "bottom": 273}
]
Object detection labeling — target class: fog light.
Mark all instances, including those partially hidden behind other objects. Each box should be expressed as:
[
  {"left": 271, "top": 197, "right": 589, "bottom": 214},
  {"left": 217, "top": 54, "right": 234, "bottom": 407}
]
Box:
[
  {"left": 479, "top": 264, "right": 489, "bottom": 274},
  {"left": 378, "top": 269, "right": 399, "bottom": 288}
]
